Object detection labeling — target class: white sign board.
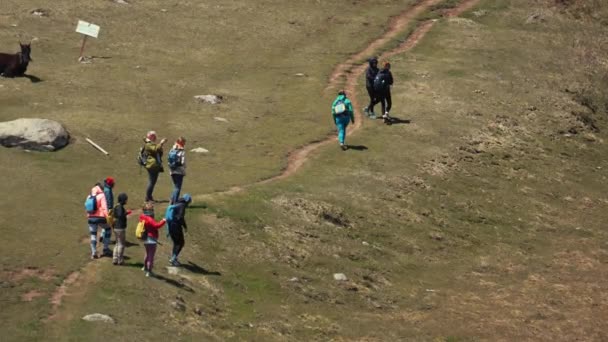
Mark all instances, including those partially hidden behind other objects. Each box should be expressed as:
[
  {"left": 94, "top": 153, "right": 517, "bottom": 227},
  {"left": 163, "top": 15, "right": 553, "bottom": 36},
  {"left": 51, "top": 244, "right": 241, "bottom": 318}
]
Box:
[{"left": 76, "top": 20, "right": 100, "bottom": 38}]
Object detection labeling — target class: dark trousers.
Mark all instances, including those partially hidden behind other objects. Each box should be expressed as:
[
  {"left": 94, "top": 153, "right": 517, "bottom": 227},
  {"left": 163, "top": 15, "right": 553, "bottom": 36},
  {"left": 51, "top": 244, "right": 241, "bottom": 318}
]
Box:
[
  {"left": 169, "top": 224, "right": 185, "bottom": 260},
  {"left": 170, "top": 174, "right": 184, "bottom": 204},
  {"left": 377, "top": 90, "right": 392, "bottom": 114},
  {"left": 366, "top": 86, "right": 377, "bottom": 113},
  {"left": 146, "top": 169, "right": 159, "bottom": 202}
]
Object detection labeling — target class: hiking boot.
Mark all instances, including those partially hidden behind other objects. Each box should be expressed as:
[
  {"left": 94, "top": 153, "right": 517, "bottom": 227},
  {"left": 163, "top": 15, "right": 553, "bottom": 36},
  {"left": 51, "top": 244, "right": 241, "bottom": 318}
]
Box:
[
  {"left": 145, "top": 271, "right": 152, "bottom": 278},
  {"left": 112, "top": 259, "right": 118, "bottom": 265},
  {"left": 170, "top": 259, "right": 182, "bottom": 267},
  {"left": 141, "top": 266, "right": 147, "bottom": 271},
  {"left": 369, "top": 112, "right": 377, "bottom": 119},
  {"left": 363, "top": 107, "right": 370, "bottom": 117},
  {"left": 102, "top": 249, "right": 112, "bottom": 257},
  {"left": 90, "top": 254, "right": 98, "bottom": 260},
  {"left": 340, "top": 144, "right": 348, "bottom": 151}
]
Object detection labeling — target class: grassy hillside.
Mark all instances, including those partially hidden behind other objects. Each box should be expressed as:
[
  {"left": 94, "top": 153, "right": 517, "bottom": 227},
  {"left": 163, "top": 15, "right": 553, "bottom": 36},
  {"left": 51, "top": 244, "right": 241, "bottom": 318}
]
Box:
[{"left": 2, "top": 0, "right": 608, "bottom": 340}]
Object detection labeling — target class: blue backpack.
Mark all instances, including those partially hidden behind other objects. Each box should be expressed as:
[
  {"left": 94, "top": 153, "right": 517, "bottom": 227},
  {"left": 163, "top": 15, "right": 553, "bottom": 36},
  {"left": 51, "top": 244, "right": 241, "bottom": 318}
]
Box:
[
  {"left": 84, "top": 194, "right": 98, "bottom": 214},
  {"left": 165, "top": 204, "right": 177, "bottom": 224},
  {"left": 167, "top": 149, "right": 182, "bottom": 169}
]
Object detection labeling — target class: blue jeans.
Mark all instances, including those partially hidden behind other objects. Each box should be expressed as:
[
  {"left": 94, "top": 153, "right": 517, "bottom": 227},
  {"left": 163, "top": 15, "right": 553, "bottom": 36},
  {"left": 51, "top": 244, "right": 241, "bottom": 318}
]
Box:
[
  {"left": 146, "top": 168, "right": 159, "bottom": 202},
  {"left": 335, "top": 115, "right": 351, "bottom": 145},
  {"left": 170, "top": 174, "right": 184, "bottom": 204}
]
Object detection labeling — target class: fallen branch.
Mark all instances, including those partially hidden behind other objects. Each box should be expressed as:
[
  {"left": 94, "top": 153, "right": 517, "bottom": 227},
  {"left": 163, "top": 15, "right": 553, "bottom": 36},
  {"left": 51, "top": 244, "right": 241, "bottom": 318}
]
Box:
[{"left": 85, "top": 138, "right": 109, "bottom": 156}]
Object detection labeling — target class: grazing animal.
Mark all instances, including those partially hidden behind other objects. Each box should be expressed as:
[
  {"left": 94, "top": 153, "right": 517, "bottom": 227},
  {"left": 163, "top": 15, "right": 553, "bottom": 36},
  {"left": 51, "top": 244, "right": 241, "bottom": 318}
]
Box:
[{"left": 0, "top": 42, "right": 33, "bottom": 77}]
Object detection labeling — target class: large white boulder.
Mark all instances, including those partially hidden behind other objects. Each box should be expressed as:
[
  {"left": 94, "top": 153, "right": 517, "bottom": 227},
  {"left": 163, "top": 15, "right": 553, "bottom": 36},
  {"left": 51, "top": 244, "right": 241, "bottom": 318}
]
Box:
[{"left": 0, "top": 118, "right": 69, "bottom": 151}]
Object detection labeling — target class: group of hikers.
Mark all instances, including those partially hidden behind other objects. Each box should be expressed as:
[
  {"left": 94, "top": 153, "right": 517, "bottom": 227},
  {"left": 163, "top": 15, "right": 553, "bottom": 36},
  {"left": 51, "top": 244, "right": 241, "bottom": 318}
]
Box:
[
  {"left": 331, "top": 57, "right": 394, "bottom": 150},
  {"left": 83, "top": 57, "right": 393, "bottom": 276},
  {"left": 85, "top": 133, "right": 192, "bottom": 278}
]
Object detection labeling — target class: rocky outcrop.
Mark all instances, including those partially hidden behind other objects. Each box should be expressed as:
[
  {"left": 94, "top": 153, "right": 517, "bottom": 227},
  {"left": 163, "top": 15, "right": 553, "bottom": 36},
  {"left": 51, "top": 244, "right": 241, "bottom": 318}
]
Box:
[{"left": 0, "top": 118, "right": 69, "bottom": 151}]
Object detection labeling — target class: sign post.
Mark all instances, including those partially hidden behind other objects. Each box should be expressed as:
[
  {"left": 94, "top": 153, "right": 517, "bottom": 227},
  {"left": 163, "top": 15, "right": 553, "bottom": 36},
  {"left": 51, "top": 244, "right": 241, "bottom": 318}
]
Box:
[{"left": 75, "top": 20, "right": 100, "bottom": 62}]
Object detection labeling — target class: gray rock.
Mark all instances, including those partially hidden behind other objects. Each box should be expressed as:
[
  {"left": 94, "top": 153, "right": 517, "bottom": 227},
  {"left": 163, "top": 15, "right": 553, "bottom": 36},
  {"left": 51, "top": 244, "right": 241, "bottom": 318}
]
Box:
[
  {"left": 166, "top": 266, "right": 180, "bottom": 275},
  {"left": 30, "top": 8, "right": 50, "bottom": 17},
  {"left": 82, "top": 313, "right": 115, "bottom": 323},
  {"left": 213, "top": 117, "right": 229, "bottom": 123},
  {"left": 194, "top": 95, "right": 223, "bottom": 105},
  {"left": 171, "top": 301, "right": 186, "bottom": 312},
  {"left": 333, "top": 273, "right": 348, "bottom": 281},
  {"left": 113, "top": 0, "right": 129, "bottom": 4},
  {"left": 0, "top": 118, "right": 69, "bottom": 151},
  {"left": 190, "top": 147, "right": 209, "bottom": 153}
]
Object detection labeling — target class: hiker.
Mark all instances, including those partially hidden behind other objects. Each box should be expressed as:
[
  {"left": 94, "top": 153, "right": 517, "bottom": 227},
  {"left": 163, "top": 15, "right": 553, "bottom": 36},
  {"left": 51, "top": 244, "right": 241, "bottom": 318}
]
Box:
[
  {"left": 331, "top": 90, "right": 355, "bottom": 151},
  {"left": 85, "top": 183, "right": 109, "bottom": 260},
  {"left": 373, "top": 62, "right": 394, "bottom": 123},
  {"left": 167, "top": 194, "right": 192, "bottom": 266},
  {"left": 112, "top": 193, "right": 131, "bottom": 265},
  {"left": 364, "top": 57, "right": 379, "bottom": 118},
  {"left": 168, "top": 137, "right": 187, "bottom": 204},
  {"left": 142, "top": 131, "right": 167, "bottom": 202},
  {"left": 101, "top": 177, "right": 115, "bottom": 256},
  {"left": 140, "top": 202, "right": 166, "bottom": 277}
]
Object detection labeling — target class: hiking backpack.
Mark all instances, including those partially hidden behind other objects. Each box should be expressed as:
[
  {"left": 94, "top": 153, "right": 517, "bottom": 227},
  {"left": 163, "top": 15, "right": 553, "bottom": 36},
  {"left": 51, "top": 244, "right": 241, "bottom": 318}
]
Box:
[
  {"left": 137, "top": 145, "right": 148, "bottom": 167},
  {"left": 373, "top": 73, "right": 389, "bottom": 92},
  {"left": 334, "top": 99, "right": 347, "bottom": 115},
  {"left": 165, "top": 204, "right": 177, "bottom": 224},
  {"left": 167, "top": 149, "right": 182, "bottom": 169},
  {"left": 84, "top": 194, "right": 98, "bottom": 214},
  {"left": 135, "top": 220, "right": 147, "bottom": 240}
]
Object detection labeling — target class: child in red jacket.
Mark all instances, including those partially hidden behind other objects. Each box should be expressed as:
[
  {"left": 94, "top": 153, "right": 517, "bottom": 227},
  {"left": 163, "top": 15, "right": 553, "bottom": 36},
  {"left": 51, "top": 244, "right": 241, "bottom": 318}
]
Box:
[{"left": 140, "top": 202, "right": 166, "bottom": 277}]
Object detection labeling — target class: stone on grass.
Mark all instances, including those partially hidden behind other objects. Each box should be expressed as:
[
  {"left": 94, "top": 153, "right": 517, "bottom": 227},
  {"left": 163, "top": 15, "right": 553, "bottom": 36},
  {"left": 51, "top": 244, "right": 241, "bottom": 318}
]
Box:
[
  {"left": 190, "top": 147, "right": 209, "bottom": 153},
  {"left": 195, "top": 95, "right": 223, "bottom": 105},
  {"left": 166, "top": 266, "right": 180, "bottom": 275},
  {"left": 113, "top": 0, "right": 129, "bottom": 4},
  {"left": 0, "top": 118, "right": 69, "bottom": 151},
  {"left": 333, "top": 273, "right": 348, "bottom": 281},
  {"left": 82, "top": 313, "right": 115, "bottom": 323},
  {"left": 213, "top": 117, "right": 229, "bottom": 123}
]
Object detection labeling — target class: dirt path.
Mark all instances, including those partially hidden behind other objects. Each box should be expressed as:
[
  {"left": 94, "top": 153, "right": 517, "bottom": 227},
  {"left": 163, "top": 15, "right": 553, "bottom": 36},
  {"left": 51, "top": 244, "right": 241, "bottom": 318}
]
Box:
[
  {"left": 47, "top": 0, "right": 480, "bottom": 323},
  {"left": 204, "top": 0, "right": 466, "bottom": 195}
]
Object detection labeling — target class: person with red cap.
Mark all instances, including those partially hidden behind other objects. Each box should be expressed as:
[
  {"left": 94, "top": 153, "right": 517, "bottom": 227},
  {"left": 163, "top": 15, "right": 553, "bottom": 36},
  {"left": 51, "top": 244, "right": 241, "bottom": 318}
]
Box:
[{"left": 101, "top": 177, "right": 115, "bottom": 256}]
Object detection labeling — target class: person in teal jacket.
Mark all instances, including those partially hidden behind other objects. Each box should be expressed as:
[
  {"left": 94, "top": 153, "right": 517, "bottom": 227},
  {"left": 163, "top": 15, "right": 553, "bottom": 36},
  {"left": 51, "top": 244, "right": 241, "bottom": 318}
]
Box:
[{"left": 331, "top": 90, "right": 355, "bottom": 151}]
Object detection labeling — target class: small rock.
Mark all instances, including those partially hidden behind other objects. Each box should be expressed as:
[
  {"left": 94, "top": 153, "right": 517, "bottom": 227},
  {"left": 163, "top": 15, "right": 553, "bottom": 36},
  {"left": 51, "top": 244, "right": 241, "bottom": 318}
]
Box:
[
  {"left": 171, "top": 301, "right": 186, "bottom": 312},
  {"left": 526, "top": 12, "right": 545, "bottom": 24},
  {"left": 362, "top": 241, "right": 370, "bottom": 246},
  {"left": 194, "top": 306, "right": 203, "bottom": 316},
  {"left": 161, "top": 8, "right": 168, "bottom": 12},
  {"left": 30, "top": 8, "right": 49, "bottom": 17},
  {"left": 166, "top": 266, "right": 180, "bottom": 275},
  {"left": 82, "top": 313, "right": 115, "bottom": 323},
  {"left": 194, "top": 94, "right": 223, "bottom": 105},
  {"left": 190, "top": 147, "right": 209, "bottom": 153},
  {"left": 294, "top": 73, "right": 307, "bottom": 77},
  {"left": 288, "top": 277, "right": 299, "bottom": 282},
  {"left": 333, "top": 273, "right": 348, "bottom": 281},
  {"left": 429, "top": 232, "right": 444, "bottom": 241},
  {"left": 113, "top": 0, "right": 129, "bottom": 4},
  {"left": 213, "top": 117, "right": 229, "bottom": 123},
  {"left": 528, "top": 105, "right": 537, "bottom": 111},
  {"left": 472, "top": 10, "right": 488, "bottom": 17}
]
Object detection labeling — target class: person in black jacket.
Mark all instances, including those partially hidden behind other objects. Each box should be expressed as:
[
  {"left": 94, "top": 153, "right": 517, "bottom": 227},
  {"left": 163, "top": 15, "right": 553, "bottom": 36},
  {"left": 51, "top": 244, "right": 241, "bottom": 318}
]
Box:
[
  {"left": 112, "top": 193, "right": 132, "bottom": 265},
  {"left": 364, "top": 57, "right": 379, "bottom": 118},
  {"left": 375, "top": 62, "right": 394, "bottom": 123},
  {"left": 168, "top": 194, "right": 192, "bottom": 266}
]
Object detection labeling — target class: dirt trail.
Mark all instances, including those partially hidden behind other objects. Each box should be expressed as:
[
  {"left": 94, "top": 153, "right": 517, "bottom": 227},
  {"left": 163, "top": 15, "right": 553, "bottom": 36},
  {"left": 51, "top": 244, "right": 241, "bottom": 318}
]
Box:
[
  {"left": 48, "top": 0, "right": 480, "bottom": 322},
  {"left": 203, "top": 0, "right": 469, "bottom": 196}
]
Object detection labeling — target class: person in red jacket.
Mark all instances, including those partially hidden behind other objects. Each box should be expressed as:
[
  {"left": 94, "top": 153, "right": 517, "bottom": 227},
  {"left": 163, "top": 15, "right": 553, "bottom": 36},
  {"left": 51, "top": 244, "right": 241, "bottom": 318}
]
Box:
[{"left": 140, "top": 202, "right": 166, "bottom": 277}]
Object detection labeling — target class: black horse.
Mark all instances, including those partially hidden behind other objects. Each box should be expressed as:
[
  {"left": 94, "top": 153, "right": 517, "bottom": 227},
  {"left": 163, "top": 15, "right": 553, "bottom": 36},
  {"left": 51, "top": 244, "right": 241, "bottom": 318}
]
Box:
[{"left": 0, "top": 42, "right": 33, "bottom": 78}]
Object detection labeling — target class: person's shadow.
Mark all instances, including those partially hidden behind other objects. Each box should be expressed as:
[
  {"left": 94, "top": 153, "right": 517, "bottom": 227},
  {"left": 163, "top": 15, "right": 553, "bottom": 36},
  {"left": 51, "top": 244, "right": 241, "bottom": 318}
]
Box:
[
  {"left": 345, "top": 145, "right": 368, "bottom": 151},
  {"left": 182, "top": 261, "right": 222, "bottom": 276},
  {"left": 385, "top": 116, "right": 411, "bottom": 125}
]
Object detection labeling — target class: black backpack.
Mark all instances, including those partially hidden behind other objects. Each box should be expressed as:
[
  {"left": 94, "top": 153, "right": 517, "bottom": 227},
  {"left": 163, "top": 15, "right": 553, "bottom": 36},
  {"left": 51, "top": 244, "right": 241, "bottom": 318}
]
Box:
[
  {"left": 137, "top": 145, "right": 148, "bottom": 167},
  {"left": 373, "top": 72, "right": 389, "bottom": 92}
]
